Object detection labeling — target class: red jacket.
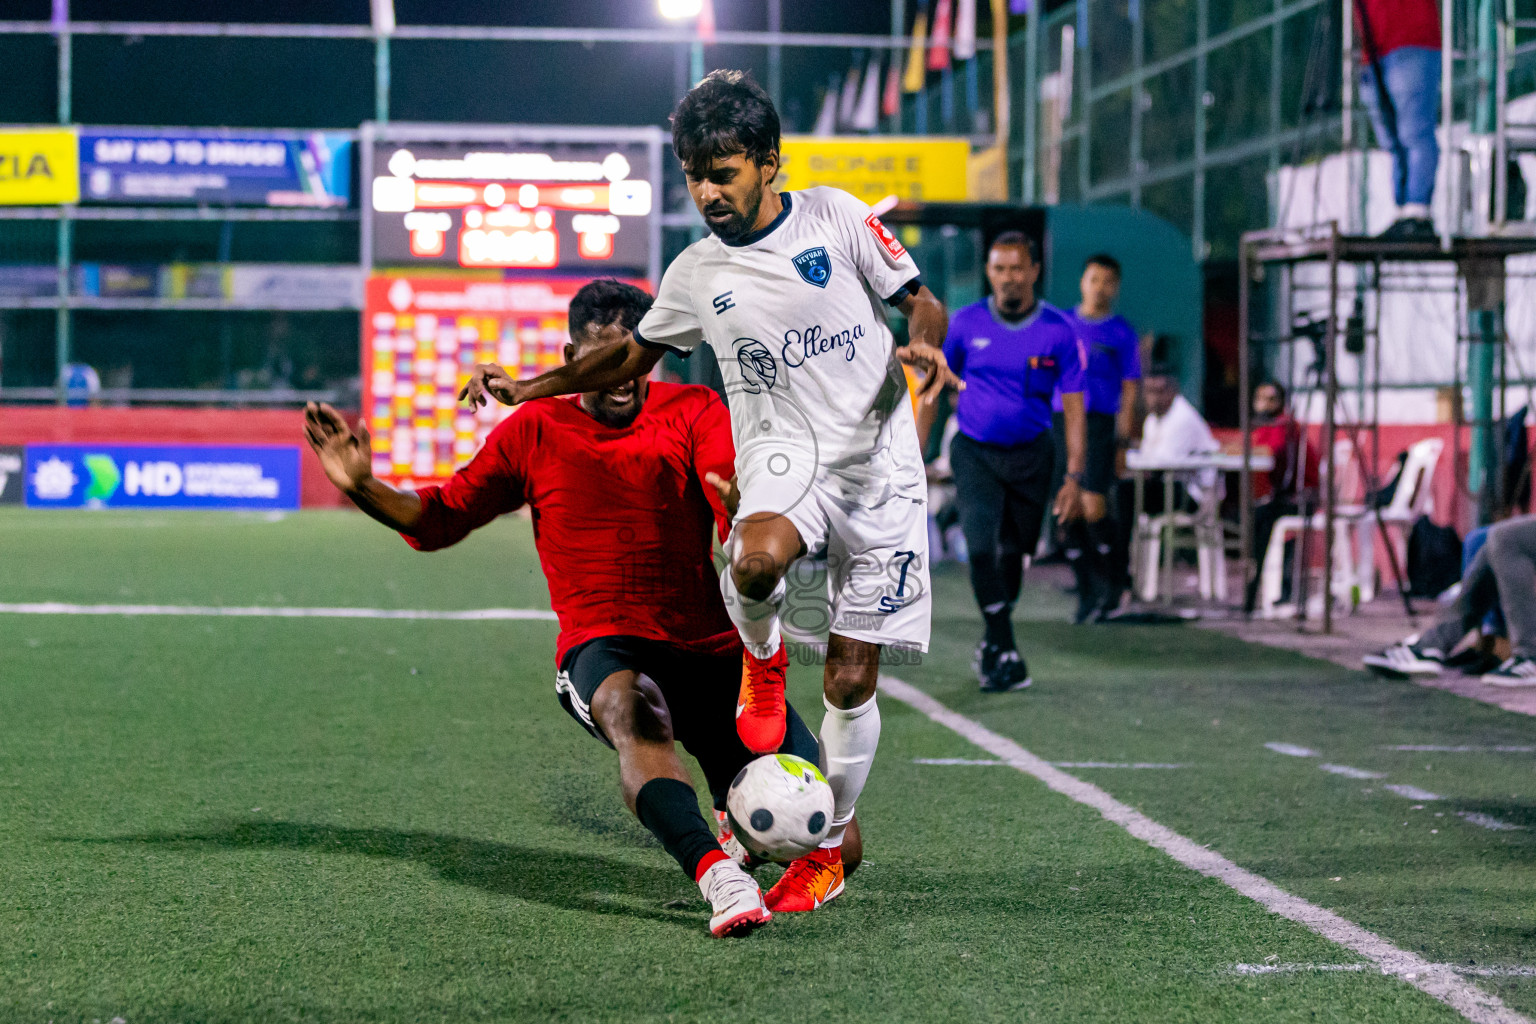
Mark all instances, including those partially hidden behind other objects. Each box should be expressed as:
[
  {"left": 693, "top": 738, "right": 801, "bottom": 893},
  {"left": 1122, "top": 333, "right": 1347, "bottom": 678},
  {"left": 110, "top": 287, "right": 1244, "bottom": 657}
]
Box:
[
  {"left": 405, "top": 382, "right": 740, "bottom": 666},
  {"left": 1354, "top": 0, "right": 1441, "bottom": 62}
]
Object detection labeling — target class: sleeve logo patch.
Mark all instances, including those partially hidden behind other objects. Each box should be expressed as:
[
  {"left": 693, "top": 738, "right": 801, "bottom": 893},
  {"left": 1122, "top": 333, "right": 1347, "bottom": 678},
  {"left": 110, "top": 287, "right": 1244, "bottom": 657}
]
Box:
[{"left": 865, "top": 213, "right": 906, "bottom": 259}]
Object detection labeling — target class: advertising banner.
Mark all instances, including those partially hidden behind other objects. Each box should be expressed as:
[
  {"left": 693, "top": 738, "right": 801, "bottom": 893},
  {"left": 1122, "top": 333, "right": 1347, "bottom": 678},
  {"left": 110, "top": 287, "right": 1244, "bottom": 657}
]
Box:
[
  {"left": 79, "top": 129, "right": 352, "bottom": 207},
  {"left": 370, "top": 140, "right": 653, "bottom": 272},
  {"left": 0, "top": 447, "right": 23, "bottom": 505},
  {"left": 0, "top": 127, "right": 80, "bottom": 205},
  {"left": 776, "top": 135, "right": 971, "bottom": 203},
  {"left": 24, "top": 445, "right": 301, "bottom": 510}
]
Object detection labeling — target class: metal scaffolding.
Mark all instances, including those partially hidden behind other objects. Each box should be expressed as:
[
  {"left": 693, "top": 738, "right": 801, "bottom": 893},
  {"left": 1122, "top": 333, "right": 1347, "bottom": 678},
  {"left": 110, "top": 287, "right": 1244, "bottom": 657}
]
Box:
[{"left": 1238, "top": 222, "right": 1536, "bottom": 633}]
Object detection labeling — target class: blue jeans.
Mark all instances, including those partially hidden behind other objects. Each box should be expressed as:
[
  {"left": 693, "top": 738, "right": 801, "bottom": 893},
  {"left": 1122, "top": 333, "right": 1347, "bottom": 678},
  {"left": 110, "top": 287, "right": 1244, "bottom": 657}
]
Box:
[{"left": 1360, "top": 46, "right": 1441, "bottom": 208}]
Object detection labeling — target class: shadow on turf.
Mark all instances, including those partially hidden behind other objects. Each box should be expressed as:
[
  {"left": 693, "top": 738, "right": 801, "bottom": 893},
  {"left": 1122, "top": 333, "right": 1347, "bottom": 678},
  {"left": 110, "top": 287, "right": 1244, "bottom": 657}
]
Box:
[{"left": 78, "top": 819, "right": 702, "bottom": 929}]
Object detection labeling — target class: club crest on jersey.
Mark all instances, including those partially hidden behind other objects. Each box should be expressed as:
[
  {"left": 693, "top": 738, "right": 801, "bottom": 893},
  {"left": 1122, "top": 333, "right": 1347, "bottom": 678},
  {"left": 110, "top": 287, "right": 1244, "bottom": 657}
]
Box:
[
  {"left": 735, "top": 337, "right": 778, "bottom": 393},
  {"left": 792, "top": 247, "right": 832, "bottom": 288}
]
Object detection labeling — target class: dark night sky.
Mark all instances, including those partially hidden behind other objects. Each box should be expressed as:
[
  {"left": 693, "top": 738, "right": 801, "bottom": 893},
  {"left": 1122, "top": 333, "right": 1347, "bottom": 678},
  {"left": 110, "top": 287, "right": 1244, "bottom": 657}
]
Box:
[
  {"left": 9, "top": 0, "right": 892, "bottom": 34},
  {"left": 2, "top": 1, "right": 901, "bottom": 132}
]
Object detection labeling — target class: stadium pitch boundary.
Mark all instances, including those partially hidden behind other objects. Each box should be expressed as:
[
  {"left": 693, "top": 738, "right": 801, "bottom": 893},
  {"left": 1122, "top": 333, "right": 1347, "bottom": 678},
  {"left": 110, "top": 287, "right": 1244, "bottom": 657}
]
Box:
[
  {"left": 0, "top": 602, "right": 559, "bottom": 621},
  {"left": 879, "top": 675, "right": 1531, "bottom": 1024}
]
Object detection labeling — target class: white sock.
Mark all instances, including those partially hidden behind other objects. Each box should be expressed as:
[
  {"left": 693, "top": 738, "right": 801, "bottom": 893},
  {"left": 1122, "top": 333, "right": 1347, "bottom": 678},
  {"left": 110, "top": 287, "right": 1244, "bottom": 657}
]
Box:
[
  {"left": 720, "top": 568, "right": 784, "bottom": 659},
  {"left": 1401, "top": 202, "right": 1431, "bottom": 219},
  {"left": 817, "top": 693, "right": 881, "bottom": 847}
]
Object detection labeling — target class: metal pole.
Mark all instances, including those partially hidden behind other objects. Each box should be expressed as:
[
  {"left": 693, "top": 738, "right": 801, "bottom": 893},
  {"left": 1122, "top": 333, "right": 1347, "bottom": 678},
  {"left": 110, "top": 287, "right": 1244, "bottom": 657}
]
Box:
[
  {"left": 768, "top": 0, "right": 783, "bottom": 113},
  {"left": 890, "top": 0, "right": 905, "bottom": 132},
  {"left": 1440, "top": 0, "right": 1454, "bottom": 247},
  {"left": 1238, "top": 236, "right": 1253, "bottom": 611},
  {"left": 375, "top": 35, "right": 390, "bottom": 123},
  {"left": 1468, "top": 0, "right": 1499, "bottom": 522},
  {"left": 54, "top": 0, "right": 72, "bottom": 406},
  {"left": 1321, "top": 225, "right": 1340, "bottom": 633},
  {"left": 1023, "top": 0, "right": 1039, "bottom": 202},
  {"left": 691, "top": 39, "right": 704, "bottom": 87}
]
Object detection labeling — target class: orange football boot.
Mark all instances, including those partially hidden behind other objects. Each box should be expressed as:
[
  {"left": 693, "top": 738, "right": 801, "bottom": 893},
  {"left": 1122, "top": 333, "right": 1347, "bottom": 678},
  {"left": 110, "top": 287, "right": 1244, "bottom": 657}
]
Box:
[
  {"left": 736, "top": 644, "right": 788, "bottom": 753},
  {"left": 764, "top": 845, "right": 845, "bottom": 912}
]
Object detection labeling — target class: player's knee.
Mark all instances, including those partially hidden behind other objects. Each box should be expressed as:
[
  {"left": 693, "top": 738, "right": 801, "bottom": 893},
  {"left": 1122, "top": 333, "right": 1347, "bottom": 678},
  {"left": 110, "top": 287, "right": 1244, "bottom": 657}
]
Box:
[
  {"left": 591, "top": 675, "right": 673, "bottom": 746},
  {"left": 730, "top": 549, "right": 786, "bottom": 601},
  {"left": 823, "top": 656, "right": 877, "bottom": 709}
]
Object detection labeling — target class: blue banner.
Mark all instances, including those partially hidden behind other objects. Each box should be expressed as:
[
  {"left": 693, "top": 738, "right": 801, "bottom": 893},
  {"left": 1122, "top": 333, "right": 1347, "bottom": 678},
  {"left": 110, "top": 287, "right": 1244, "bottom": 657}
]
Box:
[
  {"left": 24, "top": 445, "right": 301, "bottom": 510},
  {"left": 79, "top": 129, "right": 352, "bottom": 207}
]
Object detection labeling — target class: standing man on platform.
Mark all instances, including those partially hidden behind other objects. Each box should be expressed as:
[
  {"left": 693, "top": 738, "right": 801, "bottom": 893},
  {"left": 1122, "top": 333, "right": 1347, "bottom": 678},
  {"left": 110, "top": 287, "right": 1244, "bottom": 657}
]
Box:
[
  {"left": 944, "top": 231, "right": 1087, "bottom": 691},
  {"left": 1056, "top": 253, "right": 1142, "bottom": 621},
  {"left": 1355, "top": 0, "right": 1442, "bottom": 240}
]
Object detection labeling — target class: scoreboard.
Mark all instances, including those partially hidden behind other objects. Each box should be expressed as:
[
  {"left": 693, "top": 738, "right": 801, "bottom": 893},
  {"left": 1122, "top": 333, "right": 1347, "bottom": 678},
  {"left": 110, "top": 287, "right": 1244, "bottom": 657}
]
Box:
[
  {"left": 362, "top": 275, "right": 648, "bottom": 489},
  {"left": 368, "top": 138, "right": 655, "bottom": 274}
]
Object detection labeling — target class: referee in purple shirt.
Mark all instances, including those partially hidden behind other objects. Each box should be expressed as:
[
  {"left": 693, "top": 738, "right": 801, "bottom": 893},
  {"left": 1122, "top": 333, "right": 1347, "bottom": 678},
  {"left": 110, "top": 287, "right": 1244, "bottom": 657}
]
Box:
[
  {"left": 1053, "top": 253, "right": 1143, "bottom": 622},
  {"left": 942, "top": 232, "right": 1088, "bottom": 693}
]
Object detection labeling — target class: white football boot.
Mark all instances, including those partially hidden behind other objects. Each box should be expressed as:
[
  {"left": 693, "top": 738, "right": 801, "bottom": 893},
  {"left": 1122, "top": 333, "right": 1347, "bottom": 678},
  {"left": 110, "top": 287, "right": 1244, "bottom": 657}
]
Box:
[{"left": 698, "top": 858, "right": 771, "bottom": 937}]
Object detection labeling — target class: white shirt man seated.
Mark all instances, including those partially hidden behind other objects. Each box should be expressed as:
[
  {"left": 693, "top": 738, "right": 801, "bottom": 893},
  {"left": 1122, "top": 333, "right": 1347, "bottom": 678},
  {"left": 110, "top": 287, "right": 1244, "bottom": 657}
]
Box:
[{"left": 1136, "top": 371, "right": 1219, "bottom": 503}]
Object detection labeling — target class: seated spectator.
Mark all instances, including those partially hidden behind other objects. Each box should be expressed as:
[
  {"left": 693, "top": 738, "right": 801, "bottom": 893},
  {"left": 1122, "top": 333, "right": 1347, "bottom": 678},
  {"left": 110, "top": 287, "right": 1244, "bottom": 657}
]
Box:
[
  {"left": 1135, "top": 370, "right": 1219, "bottom": 508},
  {"left": 1363, "top": 514, "right": 1536, "bottom": 686},
  {"left": 1240, "top": 381, "right": 1322, "bottom": 614}
]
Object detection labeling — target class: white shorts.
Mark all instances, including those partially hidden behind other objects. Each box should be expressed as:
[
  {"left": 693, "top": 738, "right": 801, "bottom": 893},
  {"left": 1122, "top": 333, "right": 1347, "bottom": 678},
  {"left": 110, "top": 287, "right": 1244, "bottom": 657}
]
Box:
[{"left": 735, "top": 450, "right": 930, "bottom": 653}]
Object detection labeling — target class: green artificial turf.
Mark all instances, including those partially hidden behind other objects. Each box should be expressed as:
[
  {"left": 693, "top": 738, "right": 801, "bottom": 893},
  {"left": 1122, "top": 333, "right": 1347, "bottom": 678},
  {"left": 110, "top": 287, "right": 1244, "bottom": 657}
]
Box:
[{"left": 0, "top": 508, "right": 1530, "bottom": 1022}]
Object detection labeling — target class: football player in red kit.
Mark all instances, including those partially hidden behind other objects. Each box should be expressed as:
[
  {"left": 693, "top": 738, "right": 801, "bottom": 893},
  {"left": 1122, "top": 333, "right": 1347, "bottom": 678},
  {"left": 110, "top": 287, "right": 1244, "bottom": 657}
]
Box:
[{"left": 303, "top": 279, "right": 856, "bottom": 937}]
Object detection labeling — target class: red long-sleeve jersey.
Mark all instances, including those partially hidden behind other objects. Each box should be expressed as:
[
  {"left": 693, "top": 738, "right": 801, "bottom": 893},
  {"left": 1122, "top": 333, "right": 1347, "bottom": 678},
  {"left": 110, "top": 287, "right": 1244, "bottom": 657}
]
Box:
[{"left": 403, "top": 382, "right": 741, "bottom": 666}]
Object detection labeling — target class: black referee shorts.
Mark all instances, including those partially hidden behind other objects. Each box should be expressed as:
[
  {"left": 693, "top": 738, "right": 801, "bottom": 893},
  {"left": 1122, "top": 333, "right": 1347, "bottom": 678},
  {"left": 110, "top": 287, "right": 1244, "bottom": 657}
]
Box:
[
  {"left": 950, "top": 431, "right": 1056, "bottom": 558},
  {"left": 555, "top": 635, "right": 819, "bottom": 811},
  {"left": 1051, "top": 410, "right": 1118, "bottom": 496}
]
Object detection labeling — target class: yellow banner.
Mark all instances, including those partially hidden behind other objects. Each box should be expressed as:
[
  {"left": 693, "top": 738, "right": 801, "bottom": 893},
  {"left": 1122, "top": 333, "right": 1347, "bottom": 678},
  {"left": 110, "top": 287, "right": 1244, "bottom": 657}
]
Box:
[
  {"left": 777, "top": 136, "right": 970, "bottom": 203},
  {"left": 0, "top": 128, "right": 80, "bottom": 205}
]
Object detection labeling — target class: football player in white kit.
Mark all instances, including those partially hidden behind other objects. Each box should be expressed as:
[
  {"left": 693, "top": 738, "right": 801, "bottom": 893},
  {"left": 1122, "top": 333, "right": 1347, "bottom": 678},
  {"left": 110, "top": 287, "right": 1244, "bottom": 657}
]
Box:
[{"left": 460, "top": 70, "right": 959, "bottom": 914}]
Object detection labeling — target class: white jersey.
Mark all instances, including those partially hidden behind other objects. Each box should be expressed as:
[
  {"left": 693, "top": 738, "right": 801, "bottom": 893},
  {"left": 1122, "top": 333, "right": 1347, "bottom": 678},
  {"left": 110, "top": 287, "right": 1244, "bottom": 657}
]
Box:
[{"left": 635, "top": 186, "right": 926, "bottom": 506}]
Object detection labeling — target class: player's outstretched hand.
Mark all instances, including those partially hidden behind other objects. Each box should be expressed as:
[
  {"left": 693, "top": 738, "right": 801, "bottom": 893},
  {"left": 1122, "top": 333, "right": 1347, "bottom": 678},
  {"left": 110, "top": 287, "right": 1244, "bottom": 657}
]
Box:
[
  {"left": 897, "top": 342, "right": 965, "bottom": 406},
  {"left": 304, "top": 401, "right": 372, "bottom": 494},
  {"left": 705, "top": 472, "right": 740, "bottom": 522},
  {"left": 458, "top": 363, "right": 523, "bottom": 409}
]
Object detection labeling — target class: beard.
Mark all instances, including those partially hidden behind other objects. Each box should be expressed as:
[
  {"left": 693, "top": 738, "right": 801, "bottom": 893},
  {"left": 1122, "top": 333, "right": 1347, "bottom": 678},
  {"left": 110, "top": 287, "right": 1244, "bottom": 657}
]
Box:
[{"left": 702, "top": 182, "right": 763, "bottom": 243}]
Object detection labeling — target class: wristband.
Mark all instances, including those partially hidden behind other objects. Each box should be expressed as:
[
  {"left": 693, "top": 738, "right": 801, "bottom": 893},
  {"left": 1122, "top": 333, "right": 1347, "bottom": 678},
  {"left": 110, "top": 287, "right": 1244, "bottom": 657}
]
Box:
[{"left": 1066, "top": 472, "right": 1084, "bottom": 485}]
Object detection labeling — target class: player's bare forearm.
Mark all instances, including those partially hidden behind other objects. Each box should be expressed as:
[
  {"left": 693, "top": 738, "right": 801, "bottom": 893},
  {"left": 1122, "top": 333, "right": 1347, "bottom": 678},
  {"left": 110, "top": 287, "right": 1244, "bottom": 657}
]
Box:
[
  {"left": 897, "top": 285, "right": 948, "bottom": 351},
  {"left": 521, "top": 339, "right": 661, "bottom": 401},
  {"left": 344, "top": 476, "right": 426, "bottom": 535},
  {"left": 1061, "top": 392, "right": 1088, "bottom": 476},
  {"left": 895, "top": 286, "right": 961, "bottom": 404},
  {"left": 1117, "top": 379, "right": 1139, "bottom": 444}
]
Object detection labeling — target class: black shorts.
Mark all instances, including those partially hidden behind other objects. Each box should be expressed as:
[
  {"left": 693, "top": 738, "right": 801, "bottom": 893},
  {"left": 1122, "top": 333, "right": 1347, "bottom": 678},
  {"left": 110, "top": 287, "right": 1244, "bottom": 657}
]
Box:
[
  {"left": 950, "top": 431, "right": 1056, "bottom": 557},
  {"left": 556, "top": 635, "right": 819, "bottom": 811},
  {"left": 1052, "top": 410, "right": 1118, "bottom": 496}
]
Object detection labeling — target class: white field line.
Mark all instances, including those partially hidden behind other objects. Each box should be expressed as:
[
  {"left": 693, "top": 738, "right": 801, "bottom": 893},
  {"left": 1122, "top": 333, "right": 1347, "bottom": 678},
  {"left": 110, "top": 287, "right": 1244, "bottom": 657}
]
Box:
[
  {"left": 1387, "top": 745, "right": 1536, "bottom": 753},
  {"left": 878, "top": 676, "right": 1529, "bottom": 1024},
  {"left": 1457, "top": 812, "right": 1523, "bottom": 832},
  {"left": 912, "top": 758, "right": 1187, "bottom": 769},
  {"left": 1319, "top": 763, "right": 1387, "bottom": 779},
  {"left": 1265, "top": 742, "right": 1318, "bottom": 757},
  {"left": 0, "top": 602, "right": 558, "bottom": 621},
  {"left": 1237, "top": 963, "right": 1536, "bottom": 979},
  {"left": 1384, "top": 784, "right": 1443, "bottom": 801}
]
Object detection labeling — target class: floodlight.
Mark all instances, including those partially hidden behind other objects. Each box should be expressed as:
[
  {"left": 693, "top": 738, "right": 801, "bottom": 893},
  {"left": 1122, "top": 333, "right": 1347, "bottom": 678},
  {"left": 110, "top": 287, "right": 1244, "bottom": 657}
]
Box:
[{"left": 659, "top": 0, "right": 704, "bottom": 19}]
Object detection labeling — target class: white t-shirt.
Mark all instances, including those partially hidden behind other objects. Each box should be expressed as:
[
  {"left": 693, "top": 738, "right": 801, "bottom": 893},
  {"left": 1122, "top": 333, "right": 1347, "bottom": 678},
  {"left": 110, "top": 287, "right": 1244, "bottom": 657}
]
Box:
[
  {"left": 1140, "top": 394, "right": 1217, "bottom": 461},
  {"left": 635, "top": 187, "right": 926, "bottom": 506}
]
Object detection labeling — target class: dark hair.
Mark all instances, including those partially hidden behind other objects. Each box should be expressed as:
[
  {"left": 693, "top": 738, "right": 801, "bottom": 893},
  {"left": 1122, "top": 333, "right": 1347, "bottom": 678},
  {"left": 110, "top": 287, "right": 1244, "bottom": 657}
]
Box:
[
  {"left": 1257, "top": 379, "right": 1287, "bottom": 403},
  {"left": 671, "top": 69, "right": 781, "bottom": 177},
  {"left": 568, "top": 279, "right": 653, "bottom": 343},
  {"left": 1083, "top": 252, "right": 1121, "bottom": 276},
  {"left": 990, "top": 230, "right": 1041, "bottom": 265}
]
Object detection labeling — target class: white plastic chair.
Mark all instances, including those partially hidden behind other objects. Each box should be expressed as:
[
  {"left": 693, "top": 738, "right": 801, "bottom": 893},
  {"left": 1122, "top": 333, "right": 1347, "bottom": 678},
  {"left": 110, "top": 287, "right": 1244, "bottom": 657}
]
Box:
[
  {"left": 1257, "top": 436, "right": 1441, "bottom": 617},
  {"left": 1136, "top": 481, "right": 1227, "bottom": 603}
]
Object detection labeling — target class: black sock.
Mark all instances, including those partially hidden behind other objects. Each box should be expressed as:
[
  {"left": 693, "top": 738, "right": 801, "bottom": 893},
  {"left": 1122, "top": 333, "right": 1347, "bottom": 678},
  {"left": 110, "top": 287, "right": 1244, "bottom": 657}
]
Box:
[
  {"left": 1000, "top": 550, "right": 1025, "bottom": 606},
  {"left": 982, "top": 604, "right": 1016, "bottom": 649},
  {"left": 635, "top": 777, "right": 725, "bottom": 881}
]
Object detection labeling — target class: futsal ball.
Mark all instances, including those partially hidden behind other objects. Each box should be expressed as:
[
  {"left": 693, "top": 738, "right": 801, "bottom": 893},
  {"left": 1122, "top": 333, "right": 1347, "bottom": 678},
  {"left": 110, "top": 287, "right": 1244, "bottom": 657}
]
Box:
[{"left": 726, "top": 754, "right": 834, "bottom": 862}]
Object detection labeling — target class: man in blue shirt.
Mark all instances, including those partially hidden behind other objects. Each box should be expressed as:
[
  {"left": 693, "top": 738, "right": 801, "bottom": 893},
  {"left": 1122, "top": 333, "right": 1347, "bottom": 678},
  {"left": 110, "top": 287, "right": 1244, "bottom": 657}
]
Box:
[
  {"left": 943, "top": 231, "right": 1087, "bottom": 692},
  {"left": 1053, "top": 253, "right": 1142, "bottom": 621}
]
